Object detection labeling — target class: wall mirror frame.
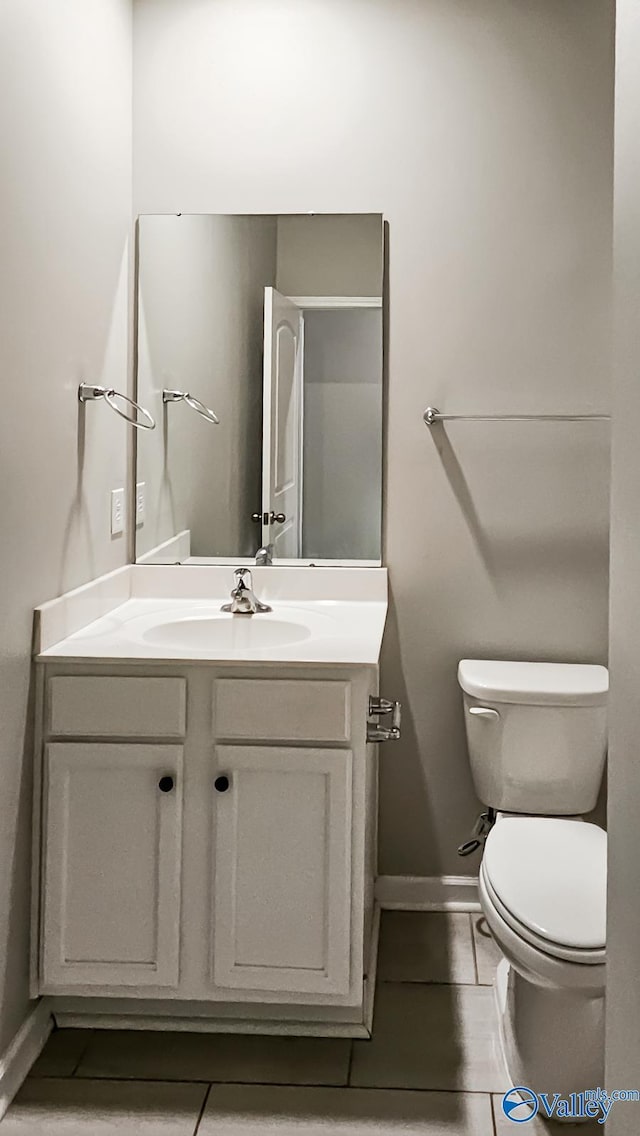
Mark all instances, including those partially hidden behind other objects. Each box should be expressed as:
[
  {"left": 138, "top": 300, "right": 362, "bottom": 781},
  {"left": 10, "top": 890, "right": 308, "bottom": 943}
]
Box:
[{"left": 133, "top": 212, "right": 385, "bottom": 568}]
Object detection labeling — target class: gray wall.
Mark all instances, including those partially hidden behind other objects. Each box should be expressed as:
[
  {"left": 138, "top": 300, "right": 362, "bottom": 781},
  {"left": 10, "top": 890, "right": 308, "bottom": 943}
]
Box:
[
  {"left": 136, "top": 214, "right": 277, "bottom": 559},
  {"left": 302, "top": 309, "right": 382, "bottom": 561},
  {"left": 0, "top": 1, "right": 132, "bottom": 1049},
  {"left": 133, "top": 0, "right": 614, "bottom": 878},
  {"left": 606, "top": 1, "right": 640, "bottom": 1124},
  {"left": 276, "top": 215, "right": 383, "bottom": 297}
]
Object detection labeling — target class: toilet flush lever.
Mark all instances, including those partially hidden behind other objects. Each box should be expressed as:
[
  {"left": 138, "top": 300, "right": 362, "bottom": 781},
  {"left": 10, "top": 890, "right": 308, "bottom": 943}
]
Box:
[
  {"left": 468, "top": 706, "right": 500, "bottom": 720},
  {"left": 457, "top": 809, "right": 495, "bottom": 857}
]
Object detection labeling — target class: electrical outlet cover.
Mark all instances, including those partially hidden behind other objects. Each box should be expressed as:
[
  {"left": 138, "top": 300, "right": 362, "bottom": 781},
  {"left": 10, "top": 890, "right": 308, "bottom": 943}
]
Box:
[
  {"left": 110, "top": 487, "right": 125, "bottom": 536},
  {"left": 136, "top": 481, "right": 146, "bottom": 526}
]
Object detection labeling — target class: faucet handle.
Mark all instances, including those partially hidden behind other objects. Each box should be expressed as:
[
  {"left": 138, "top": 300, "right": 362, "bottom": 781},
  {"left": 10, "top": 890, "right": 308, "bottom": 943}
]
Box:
[
  {"left": 222, "top": 566, "right": 272, "bottom": 614},
  {"left": 234, "top": 567, "right": 252, "bottom": 588}
]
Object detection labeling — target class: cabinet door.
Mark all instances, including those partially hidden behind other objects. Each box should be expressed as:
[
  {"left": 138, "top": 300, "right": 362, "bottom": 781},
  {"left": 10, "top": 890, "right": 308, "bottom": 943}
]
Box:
[
  {"left": 42, "top": 743, "right": 183, "bottom": 990},
  {"left": 212, "top": 746, "right": 352, "bottom": 997}
]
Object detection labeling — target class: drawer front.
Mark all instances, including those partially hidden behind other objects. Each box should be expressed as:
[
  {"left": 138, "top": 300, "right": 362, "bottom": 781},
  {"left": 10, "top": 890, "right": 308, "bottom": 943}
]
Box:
[
  {"left": 214, "top": 679, "right": 351, "bottom": 743},
  {"left": 48, "top": 677, "right": 186, "bottom": 738}
]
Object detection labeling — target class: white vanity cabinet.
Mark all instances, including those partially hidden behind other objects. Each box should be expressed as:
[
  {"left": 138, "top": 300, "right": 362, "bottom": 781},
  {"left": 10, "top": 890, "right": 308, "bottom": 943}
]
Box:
[
  {"left": 42, "top": 742, "right": 183, "bottom": 990},
  {"left": 212, "top": 745, "right": 353, "bottom": 997},
  {"left": 32, "top": 664, "right": 379, "bottom": 1037}
]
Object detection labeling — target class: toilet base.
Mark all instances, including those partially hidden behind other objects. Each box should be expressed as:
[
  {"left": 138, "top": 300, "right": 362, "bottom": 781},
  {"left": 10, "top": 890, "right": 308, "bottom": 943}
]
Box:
[{"left": 495, "top": 959, "right": 605, "bottom": 1102}]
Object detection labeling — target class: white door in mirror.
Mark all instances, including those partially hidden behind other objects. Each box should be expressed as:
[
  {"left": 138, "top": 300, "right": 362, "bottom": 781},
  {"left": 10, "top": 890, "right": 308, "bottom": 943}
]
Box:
[{"left": 262, "top": 288, "right": 304, "bottom": 558}]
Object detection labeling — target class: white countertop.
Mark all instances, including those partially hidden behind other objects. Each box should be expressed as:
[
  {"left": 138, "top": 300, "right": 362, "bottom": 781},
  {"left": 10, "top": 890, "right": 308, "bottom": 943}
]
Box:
[{"left": 35, "top": 565, "right": 388, "bottom": 667}]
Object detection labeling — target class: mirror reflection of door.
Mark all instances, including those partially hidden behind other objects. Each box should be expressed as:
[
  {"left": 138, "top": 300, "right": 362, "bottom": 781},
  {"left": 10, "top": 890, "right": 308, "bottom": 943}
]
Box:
[{"left": 262, "top": 288, "right": 304, "bottom": 558}]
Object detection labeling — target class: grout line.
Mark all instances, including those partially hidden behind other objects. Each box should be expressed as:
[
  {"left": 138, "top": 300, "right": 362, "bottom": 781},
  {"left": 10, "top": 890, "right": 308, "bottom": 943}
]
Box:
[
  {"left": 33, "top": 1072, "right": 507, "bottom": 1096},
  {"left": 469, "top": 912, "right": 480, "bottom": 985},
  {"left": 63, "top": 1074, "right": 369, "bottom": 1089},
  {"left": 193, "top": 1083, "right": 212, "bottom": 1136},
  {"left": 329, "top": 1085, "right": 506, "bottom": 1098},
  {"left": 377, "top": 977, "right": 481, "bottom": 986},
  {"left": 70, "top": 1030, "right": 96, "bottom": 1077},
  {"left": 346, "top": 1040, "right": 354, "bottom": 1087},
  {"left": 490, "top": 1092, "right": 499, "bottom": 1136}
]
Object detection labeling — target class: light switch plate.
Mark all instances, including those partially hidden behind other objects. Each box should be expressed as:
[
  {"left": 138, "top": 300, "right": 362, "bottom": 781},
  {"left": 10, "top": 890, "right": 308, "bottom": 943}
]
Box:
[
  {"left": 136, "top": 482, "right": 146, "bottom": 526},
  {"left": 110, "top": 488, "right": 125, "bottom": 536}
]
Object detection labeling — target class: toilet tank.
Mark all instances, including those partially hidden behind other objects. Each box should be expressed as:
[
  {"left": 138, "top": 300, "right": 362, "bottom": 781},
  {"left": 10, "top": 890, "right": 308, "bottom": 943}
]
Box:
[{"left": 458, "top": 660, "right": 608, "bottom": 815}]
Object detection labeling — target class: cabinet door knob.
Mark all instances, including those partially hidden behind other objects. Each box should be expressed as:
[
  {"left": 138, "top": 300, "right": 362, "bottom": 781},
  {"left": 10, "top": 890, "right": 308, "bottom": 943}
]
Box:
[
  {"left": 158, "top": 775, "right": 174, "bottom": 793},
  {"left": 214, "top": 775, "right": 230, "bottom": 793}
]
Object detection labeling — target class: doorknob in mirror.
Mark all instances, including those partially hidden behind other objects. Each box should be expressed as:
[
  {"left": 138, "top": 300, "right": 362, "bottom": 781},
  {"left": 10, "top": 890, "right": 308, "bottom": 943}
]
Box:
[{"left": 251, "top": 512, "right": 286, "bottom": 525}]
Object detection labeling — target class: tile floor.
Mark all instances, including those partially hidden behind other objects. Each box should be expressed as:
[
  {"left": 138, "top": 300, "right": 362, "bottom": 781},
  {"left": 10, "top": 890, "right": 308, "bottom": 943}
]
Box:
[{"left": 3, "top": 913, "right": 602, "bottom": 1134}]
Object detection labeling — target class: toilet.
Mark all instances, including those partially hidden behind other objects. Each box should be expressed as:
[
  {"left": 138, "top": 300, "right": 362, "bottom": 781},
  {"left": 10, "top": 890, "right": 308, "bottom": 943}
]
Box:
[{"left": 458, "top": 659, "right": 608, "bottom": 1097}]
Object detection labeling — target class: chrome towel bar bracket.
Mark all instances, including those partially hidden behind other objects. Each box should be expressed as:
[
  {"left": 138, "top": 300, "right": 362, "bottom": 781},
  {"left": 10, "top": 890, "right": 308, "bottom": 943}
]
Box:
[
  {"left": 78, "top": 384, "right": 156, "bottom": 430},
  {"left": 163, "top": 389, "right": 220, "bottom": 424},
  {"left": 423, "top": 406, "right": 610, "bottom": 426}
]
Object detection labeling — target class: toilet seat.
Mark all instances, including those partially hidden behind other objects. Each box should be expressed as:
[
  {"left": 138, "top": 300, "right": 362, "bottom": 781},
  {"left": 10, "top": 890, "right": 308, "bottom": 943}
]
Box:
[
  {"left": 481, "top": 862, "right": 605, "bottom": 965},
  {"left": 482, "top": 817, "right": 606, "bottom": 962}
]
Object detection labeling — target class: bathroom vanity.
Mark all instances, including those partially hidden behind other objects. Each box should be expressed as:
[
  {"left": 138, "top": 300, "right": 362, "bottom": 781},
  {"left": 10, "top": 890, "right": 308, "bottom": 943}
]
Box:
[
  {"left": 29, "top": 211, "right": 390, "bottom": 1038},
  {"left": 30, "top": 565, "right": 389, "bottom": 1037}
]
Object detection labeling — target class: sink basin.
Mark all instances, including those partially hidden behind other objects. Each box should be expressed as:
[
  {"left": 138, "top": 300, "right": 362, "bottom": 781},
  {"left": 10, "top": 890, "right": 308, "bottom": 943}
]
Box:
[
  {"left": 113, "top": 601, "right": 343, "bottom": 657},
  {"left": 36, "top": 571, "right": 389, "bottom": 664},
  {"left": 142, "top": 614, "right": 314, "bottom": 652}
]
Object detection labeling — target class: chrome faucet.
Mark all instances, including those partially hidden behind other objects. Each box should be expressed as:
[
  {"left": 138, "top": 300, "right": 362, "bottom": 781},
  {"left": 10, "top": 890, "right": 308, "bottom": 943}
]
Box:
[
  {"left": 221, "top": 568, "right": 272, "bottom": 615},
  {"left": 255, "top": 543, "right": 273, "bottom": 566}
]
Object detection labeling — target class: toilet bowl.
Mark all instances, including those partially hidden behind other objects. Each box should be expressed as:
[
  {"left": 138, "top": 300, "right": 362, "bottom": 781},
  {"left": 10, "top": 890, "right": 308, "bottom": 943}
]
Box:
[
  {"left": 457, "top": 659, "right": 608, "bottom": 1099},
  {"left": 481, "top": 816, "right": 606, "bottom": 982},
  {"left": 478, "top": 814, "right": 606, "bottom": 1096}
]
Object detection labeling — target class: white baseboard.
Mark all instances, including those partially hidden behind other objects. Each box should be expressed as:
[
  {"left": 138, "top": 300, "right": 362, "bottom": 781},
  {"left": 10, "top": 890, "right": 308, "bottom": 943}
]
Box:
[
  {"left": 375, "top": 874, "right": 481, "bottom": 912},
  {"left": 53, "top": 1013, "right": 370, "bottom": 1039},
  {"left": 0, "top": 1001, "right": 53, "bottom": 1120}
]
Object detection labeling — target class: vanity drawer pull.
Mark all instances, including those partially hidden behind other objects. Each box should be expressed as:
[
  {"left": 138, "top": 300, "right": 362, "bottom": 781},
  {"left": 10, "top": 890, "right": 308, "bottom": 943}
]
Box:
[
  {"left": 214, "top": 775, "right": 230, "bottom": 793},
  {"left": 158, "top": 775, "right": 175, "bottom": 793}
]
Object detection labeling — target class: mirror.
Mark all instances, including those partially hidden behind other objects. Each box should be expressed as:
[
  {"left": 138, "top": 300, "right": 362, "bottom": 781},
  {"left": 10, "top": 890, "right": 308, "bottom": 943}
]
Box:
[{"left": 135, "top": 213, "right": 384, "bottom": 565}]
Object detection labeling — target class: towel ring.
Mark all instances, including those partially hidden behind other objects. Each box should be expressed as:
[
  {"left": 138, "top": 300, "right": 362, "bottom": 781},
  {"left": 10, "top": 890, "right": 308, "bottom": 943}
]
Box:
[
  {"left": 78, "top": 384, "right": 156, "bottom": 430},
  {"left": 163, "top": 389, "right": 220, "bottom": 424}
]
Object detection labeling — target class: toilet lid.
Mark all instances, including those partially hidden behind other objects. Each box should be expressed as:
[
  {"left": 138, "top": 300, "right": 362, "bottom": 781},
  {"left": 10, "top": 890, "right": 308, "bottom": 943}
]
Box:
[{"left": 482, "top": 818, "right": 607, "bottom": 950}]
